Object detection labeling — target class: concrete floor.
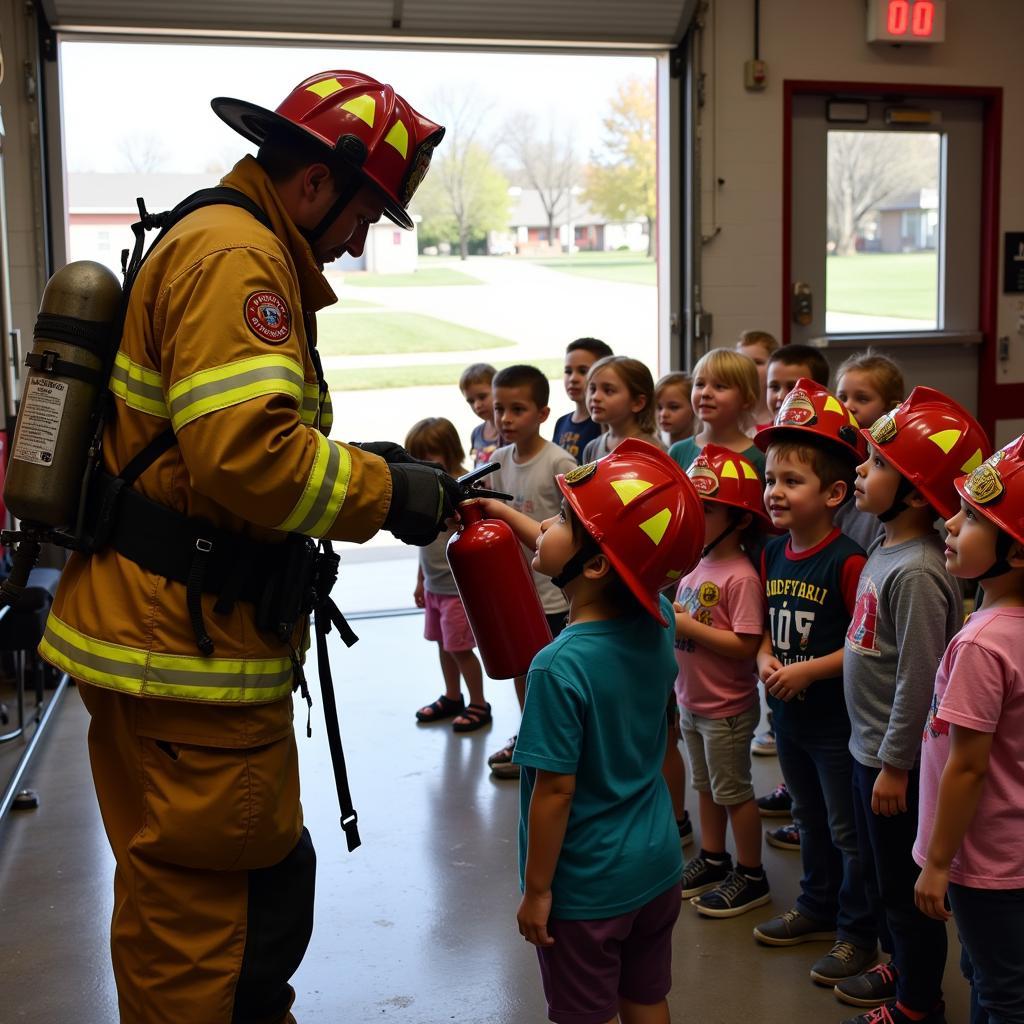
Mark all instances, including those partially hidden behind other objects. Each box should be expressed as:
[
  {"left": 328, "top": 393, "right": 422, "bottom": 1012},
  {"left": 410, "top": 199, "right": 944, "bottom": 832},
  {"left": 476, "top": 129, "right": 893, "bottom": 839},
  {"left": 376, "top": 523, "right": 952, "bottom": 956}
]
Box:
[{"left": 0, "top": 603, "right": 971, "bottom": 1024}]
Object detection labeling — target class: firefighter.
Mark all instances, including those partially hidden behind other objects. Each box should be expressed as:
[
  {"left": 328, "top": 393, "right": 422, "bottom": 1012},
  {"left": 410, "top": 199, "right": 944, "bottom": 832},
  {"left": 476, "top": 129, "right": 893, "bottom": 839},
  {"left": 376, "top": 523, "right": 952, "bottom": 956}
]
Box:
[{"left": 38, "top": 72, "right": 454, "bottom": 1024}]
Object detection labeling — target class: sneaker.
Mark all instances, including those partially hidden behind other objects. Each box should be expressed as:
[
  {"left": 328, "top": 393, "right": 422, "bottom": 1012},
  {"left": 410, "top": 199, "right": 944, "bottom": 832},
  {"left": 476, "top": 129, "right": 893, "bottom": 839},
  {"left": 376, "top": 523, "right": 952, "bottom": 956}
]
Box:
[
  {"left": 693, "top": 870, "right": 771, "bottom": 918},
  {"left": 757, "top": 783, "right": 793, "bottom": 817},
  {"left": 488, "top": 736, "right": 520, "bottom": 779},
  {"left": 680, "top": 854, "right": 733, "bottom": 898},
  {"left": 753, "top": 907, "right": 835, "bottom": 946},
  {"left": 810, "top": 939, "right": 878, "bottom": 985},
  {"left": 835, "top": 962, "right": 900, "bottom": 1008},
  {"left": 766, "top": 822, "right": 801, "bottom": 850},
  {"left": 751, "top": 727, "right": 777, "bottom": 756},
  {"left": 841, "top": 1002, "right": 946, "bottom": 1024},
  {"left": 678, "top": 812, "right": 695, "bottom": 848}
]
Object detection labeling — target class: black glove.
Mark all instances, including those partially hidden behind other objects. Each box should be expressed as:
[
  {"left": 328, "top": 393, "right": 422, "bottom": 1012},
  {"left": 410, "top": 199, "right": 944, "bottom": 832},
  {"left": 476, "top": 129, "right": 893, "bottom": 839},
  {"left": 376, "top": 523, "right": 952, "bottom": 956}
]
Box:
[
  {"left": 350, "top": 441, "right": 436, "bottom": 467},
  {"left": 383, "top": 462, "right": 463, "bottom": 546}
]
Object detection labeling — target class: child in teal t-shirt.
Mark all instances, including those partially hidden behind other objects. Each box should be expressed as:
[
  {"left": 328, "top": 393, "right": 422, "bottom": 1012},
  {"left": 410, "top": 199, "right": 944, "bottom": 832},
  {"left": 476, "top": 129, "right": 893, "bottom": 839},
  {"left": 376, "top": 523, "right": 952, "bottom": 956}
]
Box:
[{"left": 480, "top": 438, "right": 703, "bottom": 1024}]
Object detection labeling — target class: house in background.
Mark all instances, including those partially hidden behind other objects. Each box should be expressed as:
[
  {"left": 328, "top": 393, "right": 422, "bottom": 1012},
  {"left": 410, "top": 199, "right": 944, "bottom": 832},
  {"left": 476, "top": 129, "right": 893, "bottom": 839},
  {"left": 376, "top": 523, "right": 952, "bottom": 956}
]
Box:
[
  {"left": 860, "top": 187, "right": 939, "bottom": 253},
  {"left": 68, "top": 172, "right": 420, "bottom": 274}
]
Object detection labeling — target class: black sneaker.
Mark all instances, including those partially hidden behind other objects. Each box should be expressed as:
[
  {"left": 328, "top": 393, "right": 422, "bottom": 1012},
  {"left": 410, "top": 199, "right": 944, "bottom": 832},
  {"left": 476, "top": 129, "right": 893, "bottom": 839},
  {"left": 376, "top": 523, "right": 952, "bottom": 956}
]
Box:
[
  {"left": 766, "top": 822, "right": 801, "bottom": 850},
  {"left": 753, "top": 907, "right": 835, "bottom": 946},
  {"left": 841, "top": 1002, "right": 946, "bottom": 1024},
  {"left": 678, "top": 812, "right": 695, "bottom": 848},
  {"left": 757, "top": 783, "right": 793, "bottom": 818},
  {"left": 693, "top": 870, "right": 771, "bottom": 918},
  {"left": 810, "top": 940, "right": 878, "bottom": 985},
  {"left": 835, "top": 962, "right": 899, "bottom": 1007},
  {"left": 680, "top": 854, "right": 732, "bottom": 898}
]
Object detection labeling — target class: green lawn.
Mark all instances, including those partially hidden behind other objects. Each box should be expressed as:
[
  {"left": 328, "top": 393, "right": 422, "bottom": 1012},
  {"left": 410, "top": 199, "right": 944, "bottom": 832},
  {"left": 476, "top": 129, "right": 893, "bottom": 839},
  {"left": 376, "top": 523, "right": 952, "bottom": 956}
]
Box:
[
  {"left": 339, "top": 267, "right": 482, "bottom": 287},
  {"left": 531, "top": 252, "right": 656, "bottom": 286},
  {"left": 826, "top": 253, "right": 938, "bottom": 321},
  {"left": 326, "top": 357, "right": 564, "bottom": 392},
  {"left": 316, "top": 313, "right": 515, "bottom": 356}
]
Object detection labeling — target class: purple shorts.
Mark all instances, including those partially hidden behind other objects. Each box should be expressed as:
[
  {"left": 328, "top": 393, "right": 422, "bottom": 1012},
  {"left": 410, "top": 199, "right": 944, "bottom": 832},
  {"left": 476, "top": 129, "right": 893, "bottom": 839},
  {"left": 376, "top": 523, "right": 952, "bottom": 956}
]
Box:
[
  {"left": 423, "top": 591, "right": 475, "bottom": 652},
  {"left": 536, "top": 885, "right": 680, "bottom": 1024}
]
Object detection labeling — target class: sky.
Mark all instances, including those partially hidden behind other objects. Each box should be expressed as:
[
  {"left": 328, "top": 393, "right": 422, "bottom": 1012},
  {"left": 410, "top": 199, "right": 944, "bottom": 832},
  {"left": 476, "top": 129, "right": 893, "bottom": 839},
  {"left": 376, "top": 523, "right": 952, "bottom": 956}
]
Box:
[{"left": 60, "top": 42, "right": 654, "bottom": 175}]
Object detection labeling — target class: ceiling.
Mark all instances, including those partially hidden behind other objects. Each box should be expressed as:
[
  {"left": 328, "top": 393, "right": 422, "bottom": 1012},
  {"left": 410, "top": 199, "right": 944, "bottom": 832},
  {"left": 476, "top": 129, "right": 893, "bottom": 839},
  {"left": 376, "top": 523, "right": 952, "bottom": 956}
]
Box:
[{"left": 40, "top": 0, "right": 697, "bottom": 49}]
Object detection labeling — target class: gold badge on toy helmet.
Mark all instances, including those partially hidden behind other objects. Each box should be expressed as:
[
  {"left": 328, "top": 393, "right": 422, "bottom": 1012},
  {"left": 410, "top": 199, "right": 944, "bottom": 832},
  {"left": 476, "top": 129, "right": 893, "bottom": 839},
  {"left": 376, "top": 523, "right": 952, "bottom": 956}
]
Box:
[
  {"left": 686, "top": 454, "right": 720, "bottom": 497},
  {"left": 563, "top": 461, "right": 598, "bottom": 487},
  {"left": 777, "top": 388, "right": 817, "bottom": 428},
  {"left": 963, "top": 458, "right": 1005, "bottom": 506},
  {"left": 869, "top": 411, "right": 898, "bottom": 446}
]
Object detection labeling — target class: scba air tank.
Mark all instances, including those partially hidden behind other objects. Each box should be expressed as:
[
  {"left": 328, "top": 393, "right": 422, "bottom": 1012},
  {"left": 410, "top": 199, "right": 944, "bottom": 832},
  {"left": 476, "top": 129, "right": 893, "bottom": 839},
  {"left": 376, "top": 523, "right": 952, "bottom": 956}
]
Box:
[
  {"left": 447, "top": 499, "right": 552, "bottom": 679},
  {"left": 5, "top": 261, "right": 122, "bottom": 529}
]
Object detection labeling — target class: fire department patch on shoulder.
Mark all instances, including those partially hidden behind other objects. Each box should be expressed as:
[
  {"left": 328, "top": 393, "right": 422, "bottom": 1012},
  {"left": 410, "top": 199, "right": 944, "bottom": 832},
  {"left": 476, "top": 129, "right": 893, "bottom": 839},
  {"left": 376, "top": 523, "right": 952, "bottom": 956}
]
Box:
[{"left": 244, "top": 291, "right": 291, "bottom": 344}]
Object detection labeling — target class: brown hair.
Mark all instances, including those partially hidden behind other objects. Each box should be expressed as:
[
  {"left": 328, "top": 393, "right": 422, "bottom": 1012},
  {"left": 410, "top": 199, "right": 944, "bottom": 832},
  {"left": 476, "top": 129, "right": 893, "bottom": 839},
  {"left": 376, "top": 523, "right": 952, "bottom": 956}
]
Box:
[
  {"left": 404, "top": 417, "right": 467, "bottom": 476},
  {"left": 587, "top": 355, "right": 657, "bottom": 435},
  {"left": 835, "top": 350, "right": 906, "bottom": 411},
  {"left": 492, "top": 364, "right": 549, "bottom": 407},
  {"left": 655, "top": 371, "right": 693, "bottom": 400},
  {"left": 767, "top": 344, "right": 830, "bottom": 386},
  {"left": 567, "top": 337, "right": 614, "bottom": 359},
  {"left": 738, "top": 330, "right": 779, "bottom": 355},
  {"left": 459, "top": 362, "right": 496, "bottom": 392},
  {"left": 765, "top": 438, "right": 855, "bottom": 499},
  {"left": 691, "top": 348, "right": 760, "bottom": 414}
]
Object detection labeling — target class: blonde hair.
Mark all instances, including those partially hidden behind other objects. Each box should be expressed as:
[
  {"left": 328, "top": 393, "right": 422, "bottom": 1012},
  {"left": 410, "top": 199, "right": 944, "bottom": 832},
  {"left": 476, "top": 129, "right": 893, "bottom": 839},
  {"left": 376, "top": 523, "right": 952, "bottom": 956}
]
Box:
[
  {"left": 692, "top": 348, "right": 760, "bottom": 414},
  {"left": 738, "top": 330, "right": 779, "bottom": 355},
  {"left": 587, "top": 355, "right": 657, "bottom": 435},
  {"left": 835, "top": 350, "right": 906, "bottom": 411},
  {"left": 655, "top": 371, "right": 692, "bottom": 400},
  {"left": 404, "top": 417, "right": 467, "bottom": 476}
]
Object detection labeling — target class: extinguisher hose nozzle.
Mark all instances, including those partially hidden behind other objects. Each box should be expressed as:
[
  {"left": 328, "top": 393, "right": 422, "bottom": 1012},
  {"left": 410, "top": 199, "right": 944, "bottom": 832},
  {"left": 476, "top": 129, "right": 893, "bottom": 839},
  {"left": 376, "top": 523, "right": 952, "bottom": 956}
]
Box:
[{"left": 0, "top": 538, "right": 43, "bottom": 611}]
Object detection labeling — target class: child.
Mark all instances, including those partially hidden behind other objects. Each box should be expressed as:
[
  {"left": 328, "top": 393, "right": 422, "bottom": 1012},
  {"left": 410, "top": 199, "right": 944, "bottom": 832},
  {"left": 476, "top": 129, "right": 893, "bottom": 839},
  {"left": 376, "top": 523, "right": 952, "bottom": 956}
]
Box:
[
  {"left": 656, "top": 371, "right": 695, "bottom": 447},
  {"left": 486, "top": 365, "right": 578, "bottom": 779},
  {"left": 914, "top": 437, "right": 1024, "bottom": 1024},
  {"left": 838, "top": 389, "right": 987, "bottom": 1021},
  {"left": 552, "top": 337, "right": 614, "bottom": 463},
  {"left": 751, "top": 379, "right": 880, "bottom": 988},
  {"left": 737, "top": 330, "right": 779, "bottom": 428},
  {"left": 765, "top": 344, "right": 830, "bottom": 420},
  {"left": 834, "top": 351, "right": 907, "bottom": 554},
  {"left": 460, "top": 362, "right": 501, "bottom": 466},
  {"left": 669, "top": 348, "right": 766, "bottom": 481},
  {"left": 581, "top": 355, "right": 664, "bottom": 462},
  {"left": 485, "top": 440, "right": 704, "bottom": 1024},
  {"left": 407, "top": 418, "right": 492, "bottom": 732},
  {"left": 674, "top": 445, "right": 772, "bottom": 917}
]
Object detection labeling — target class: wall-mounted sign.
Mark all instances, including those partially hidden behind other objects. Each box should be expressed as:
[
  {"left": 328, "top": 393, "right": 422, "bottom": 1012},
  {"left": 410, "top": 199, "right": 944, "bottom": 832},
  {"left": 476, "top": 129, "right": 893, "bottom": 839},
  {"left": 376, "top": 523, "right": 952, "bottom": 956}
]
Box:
[
  {"left": 1005, "top": 233, "right": 1024, "bottom": 294},
  {"left": 867, "top": 0, "right": 946, "bottom": 44}
]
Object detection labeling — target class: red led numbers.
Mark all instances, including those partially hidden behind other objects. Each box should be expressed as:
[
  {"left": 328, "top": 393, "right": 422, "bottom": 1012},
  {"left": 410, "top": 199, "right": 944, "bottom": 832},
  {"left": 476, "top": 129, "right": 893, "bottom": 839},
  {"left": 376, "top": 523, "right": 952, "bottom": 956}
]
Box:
[
  {"left": 887, "top": 0, "right": 934, "bottom": 37},
  {"left": 912, "top": 0, "right": 935, "bottom": 36},
  {"left": 887, "top": 0, "right": 909, "bottom": 34}
]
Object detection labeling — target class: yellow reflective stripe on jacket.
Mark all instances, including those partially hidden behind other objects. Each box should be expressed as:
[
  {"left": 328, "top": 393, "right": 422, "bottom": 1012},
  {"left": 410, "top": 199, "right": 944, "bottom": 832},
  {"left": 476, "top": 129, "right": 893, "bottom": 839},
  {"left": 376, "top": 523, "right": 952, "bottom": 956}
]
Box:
[
  {"left": 39, "top": 613, "right": 294, "bottom": 702},
  {"left": 275, "top": 432, "right": 352, "bottom": 536},
  {"left": 301, "top": 380, "right": 320, "bottom": 426},
  {"left": 320, "top": 391, "right": 334, "bottom": 435},
  {"left": 167, "top": 354, "right": 304, "bottom": 432},
  {"left": 109, "top": 350, "right": 170, "bottom": 419}
]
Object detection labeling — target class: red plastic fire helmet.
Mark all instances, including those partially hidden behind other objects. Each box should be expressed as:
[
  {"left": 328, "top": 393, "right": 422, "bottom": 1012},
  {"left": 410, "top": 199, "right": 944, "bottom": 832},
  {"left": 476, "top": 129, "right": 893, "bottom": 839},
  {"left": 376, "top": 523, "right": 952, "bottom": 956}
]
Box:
[
  {"left": 864, "top": 386, "right": 989, "bottom": 519},
  {"left": 955, "top": 435, "right": 1024, "bottom": 547},
  {"left": 212, "top": 71, "right": 445, "bottom": 229},
  {"left": 754, "top": 376, "right": 867, "bottom": 465},
  {"left": 556, "top": 438, "right": 704, "bottom": 625},
  {"left": 686, "top": 443, "right": 772, "bottom": 529}
]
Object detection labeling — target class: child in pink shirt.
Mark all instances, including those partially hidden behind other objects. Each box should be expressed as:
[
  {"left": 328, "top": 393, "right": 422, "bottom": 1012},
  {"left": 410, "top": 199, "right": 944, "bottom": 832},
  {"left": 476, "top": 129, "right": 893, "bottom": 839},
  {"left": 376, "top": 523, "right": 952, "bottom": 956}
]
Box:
[
  {"left": 914, "top": 438, "right": 1024, "bottom": 1024},
  {"left": 674, "top": 445, "right": 771, "bottom": 918}
]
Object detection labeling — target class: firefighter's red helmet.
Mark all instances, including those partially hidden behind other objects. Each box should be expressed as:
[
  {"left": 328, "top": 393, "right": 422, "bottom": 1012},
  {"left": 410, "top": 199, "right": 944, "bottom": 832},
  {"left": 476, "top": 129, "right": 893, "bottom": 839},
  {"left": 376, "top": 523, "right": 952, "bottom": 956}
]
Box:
[
  {"left": 755, "top": 377, "right": 866, "bottom": 464},
  {"left": 686, "top": 443, "right": 771, "bottom": 529}
]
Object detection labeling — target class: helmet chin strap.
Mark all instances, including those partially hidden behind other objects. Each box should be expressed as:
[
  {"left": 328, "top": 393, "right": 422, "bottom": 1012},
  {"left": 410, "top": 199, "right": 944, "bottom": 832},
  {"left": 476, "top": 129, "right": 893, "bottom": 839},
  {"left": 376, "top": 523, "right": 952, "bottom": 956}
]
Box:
[
  {"left": 878, "top": 475, "right": 916, "bottom": 523},
  {"left": 975, "top": 530, "right": 1015, "bottom": 582},
  {"left": 552, "top": 540, "right": 601, "bottom": 591},
  {"left": 301, "top": 177, "right": 363, "bottom": 245},
  {"left": 701, "top": 519, "right": 739, "bottom": 559}
]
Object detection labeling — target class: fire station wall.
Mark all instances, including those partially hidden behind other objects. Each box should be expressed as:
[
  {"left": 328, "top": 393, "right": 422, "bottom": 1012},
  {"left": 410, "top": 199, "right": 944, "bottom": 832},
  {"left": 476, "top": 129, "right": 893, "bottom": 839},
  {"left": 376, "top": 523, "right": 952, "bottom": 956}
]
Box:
[{"left": 696, "top": 0, "right": 1024, "bottom": 410}]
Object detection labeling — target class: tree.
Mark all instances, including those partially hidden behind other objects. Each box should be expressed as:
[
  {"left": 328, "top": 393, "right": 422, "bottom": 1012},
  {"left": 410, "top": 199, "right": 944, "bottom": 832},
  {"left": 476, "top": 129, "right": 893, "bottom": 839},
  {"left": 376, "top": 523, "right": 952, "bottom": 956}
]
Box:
[
  {"left": 118, "top": 133, "right": 170, "bottom": 174},
  {"left": 827, "top": 132, "right": 938, "bottom": 255},
  {"left": 503, "top": 113, "right": 578, "bottom": 249},
  {"left": 582, "top": 77, "right": 656, "bottom": 257},
  {"left": 409, "top": 90, "right": 510, "bottom": 260}
]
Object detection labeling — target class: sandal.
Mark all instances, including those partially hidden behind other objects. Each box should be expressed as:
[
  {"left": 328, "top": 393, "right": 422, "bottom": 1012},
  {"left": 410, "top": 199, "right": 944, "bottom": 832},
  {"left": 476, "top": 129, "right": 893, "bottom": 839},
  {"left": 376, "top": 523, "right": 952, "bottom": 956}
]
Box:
[
  {"left": 452, "top": 702, "right": 493, "bottom": 733},
  {"left": 415, "top": 694, "right": 465, "bottom": 723}
]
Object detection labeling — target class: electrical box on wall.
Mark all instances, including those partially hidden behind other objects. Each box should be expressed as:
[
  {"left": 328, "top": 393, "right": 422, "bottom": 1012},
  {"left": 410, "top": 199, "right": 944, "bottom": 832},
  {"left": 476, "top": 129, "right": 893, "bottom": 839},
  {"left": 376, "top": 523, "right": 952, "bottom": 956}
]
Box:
[
  {"left": 867, "top": 0, "right": 946, "bottom": 44},
  {"left": 744, "top": 59, "right": 767, "bottom": 91}
]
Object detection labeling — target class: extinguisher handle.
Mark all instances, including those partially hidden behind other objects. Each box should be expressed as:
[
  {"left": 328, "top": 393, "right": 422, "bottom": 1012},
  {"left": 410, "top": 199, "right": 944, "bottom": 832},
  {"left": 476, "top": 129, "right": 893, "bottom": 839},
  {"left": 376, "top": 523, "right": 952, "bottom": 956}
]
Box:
[{"left": 456, "top": 462, "right": 513, "bottom": 501}]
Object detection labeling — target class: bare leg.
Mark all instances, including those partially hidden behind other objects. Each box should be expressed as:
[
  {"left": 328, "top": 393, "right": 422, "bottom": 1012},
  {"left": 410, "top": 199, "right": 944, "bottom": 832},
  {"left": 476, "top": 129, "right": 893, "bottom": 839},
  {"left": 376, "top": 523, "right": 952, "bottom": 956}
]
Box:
[
  {"left": 727, "top": 797, "right": 763, "bottom": 868},
  {"left": 514, "top": 674, "right": 526, "bottom": 712},
  {"left": 450, "top": 649, "right": 485, "bottom": 707},
  {"left": 437, "top": 645, "right": 462, "bottom": 702},
  {"left": 619, "top": 996, "right": 670, "bottom": 1024},
  {"left": 698, "top": 790, "right": 728, "bottom": 854}
]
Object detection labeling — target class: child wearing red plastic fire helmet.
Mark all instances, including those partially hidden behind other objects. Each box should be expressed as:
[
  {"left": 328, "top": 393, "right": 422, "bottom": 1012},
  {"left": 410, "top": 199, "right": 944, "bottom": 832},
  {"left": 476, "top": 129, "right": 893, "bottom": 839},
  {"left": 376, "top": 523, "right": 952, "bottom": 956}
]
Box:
[
  {"left": 480, "top": 439, "right": 703, "bottom": 1024},
  {"left": 914, "top": 436, "right": 1024, "bottom": 1024}
]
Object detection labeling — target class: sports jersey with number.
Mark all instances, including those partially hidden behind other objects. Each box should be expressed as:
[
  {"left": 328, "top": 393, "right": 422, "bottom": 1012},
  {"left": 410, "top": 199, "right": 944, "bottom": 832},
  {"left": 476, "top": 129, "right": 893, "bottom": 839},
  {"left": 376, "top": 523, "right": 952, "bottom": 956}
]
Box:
[{"left": 761, "top": 527, "right": 865, "bottom": 734}]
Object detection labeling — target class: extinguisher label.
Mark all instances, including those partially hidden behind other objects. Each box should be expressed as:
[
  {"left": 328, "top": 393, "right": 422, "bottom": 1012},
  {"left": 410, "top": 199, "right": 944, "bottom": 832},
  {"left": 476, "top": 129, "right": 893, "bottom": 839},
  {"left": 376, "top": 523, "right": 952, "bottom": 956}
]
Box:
[{"left": 12, "top": 376, "right": 68, "bottom": 467}]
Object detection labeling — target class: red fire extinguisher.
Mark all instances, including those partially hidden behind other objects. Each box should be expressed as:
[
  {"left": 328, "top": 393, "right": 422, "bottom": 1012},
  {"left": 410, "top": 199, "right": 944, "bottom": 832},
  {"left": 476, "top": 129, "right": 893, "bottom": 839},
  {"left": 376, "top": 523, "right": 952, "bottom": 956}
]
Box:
[{"left": 447, "top": 497, "right": 552, "bottom": 680}]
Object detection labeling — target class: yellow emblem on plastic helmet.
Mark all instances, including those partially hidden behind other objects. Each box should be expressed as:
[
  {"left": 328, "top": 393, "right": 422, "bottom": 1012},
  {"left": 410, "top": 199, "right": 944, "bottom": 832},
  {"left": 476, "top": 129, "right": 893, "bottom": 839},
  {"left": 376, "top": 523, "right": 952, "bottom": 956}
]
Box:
[
  {"left": 563, "top": 461, "right": 597, "bottom": 487},
  {"left": 687, "top": 464, "right": 719, "bottom": 497},
  {"left": 964, "top": 463, "right": 1005, "bottom": 506},
  {"left": 869, "top": 412, "right": 898, "bottom": 445},
  {"left": 611, "top": 478, "right": 653, "bottom": 506}
]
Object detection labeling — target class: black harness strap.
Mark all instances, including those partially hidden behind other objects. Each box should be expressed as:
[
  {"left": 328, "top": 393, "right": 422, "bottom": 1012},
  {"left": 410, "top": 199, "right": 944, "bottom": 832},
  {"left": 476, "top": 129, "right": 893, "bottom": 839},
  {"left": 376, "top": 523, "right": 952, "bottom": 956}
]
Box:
[{"left": 25, "top": 351, "right": 104, "bottom": 387}]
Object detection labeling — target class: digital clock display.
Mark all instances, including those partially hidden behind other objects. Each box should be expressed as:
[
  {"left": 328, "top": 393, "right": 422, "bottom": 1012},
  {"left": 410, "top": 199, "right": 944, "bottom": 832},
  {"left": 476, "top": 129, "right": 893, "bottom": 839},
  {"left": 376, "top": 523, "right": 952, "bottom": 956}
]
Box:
[{"left": 867, "top": 0, "right": 947, "bottom": 43}]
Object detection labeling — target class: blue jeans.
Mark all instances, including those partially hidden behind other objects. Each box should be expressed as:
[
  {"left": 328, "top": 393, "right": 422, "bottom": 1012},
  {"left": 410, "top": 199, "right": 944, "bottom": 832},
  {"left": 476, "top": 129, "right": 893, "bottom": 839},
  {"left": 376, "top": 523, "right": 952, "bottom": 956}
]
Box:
[
  {"left": 949, "top": 883, "right": 1024, "bottom": 1024},
  {"left": 774, "top": 724, "right": 875, "bottom": 948}
]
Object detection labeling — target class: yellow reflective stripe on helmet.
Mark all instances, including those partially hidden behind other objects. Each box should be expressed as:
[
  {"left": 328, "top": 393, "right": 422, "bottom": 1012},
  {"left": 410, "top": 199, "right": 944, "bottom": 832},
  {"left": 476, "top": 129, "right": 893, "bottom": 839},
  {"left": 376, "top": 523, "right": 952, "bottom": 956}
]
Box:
[
  {"left": 275, "top": 433, "right": 353, "bottom": 536},
  {"left": 109, "top": 350, "right": 170, "bottom": 419},
  {"left": 168, "top": 354, "right": 304, "bottom": 431},
  {"left": 301, "top": 380, "right": 320, "bottom": 425},
  {"left": 40, "top": 613, "right": 294, "bottom": 702}
]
